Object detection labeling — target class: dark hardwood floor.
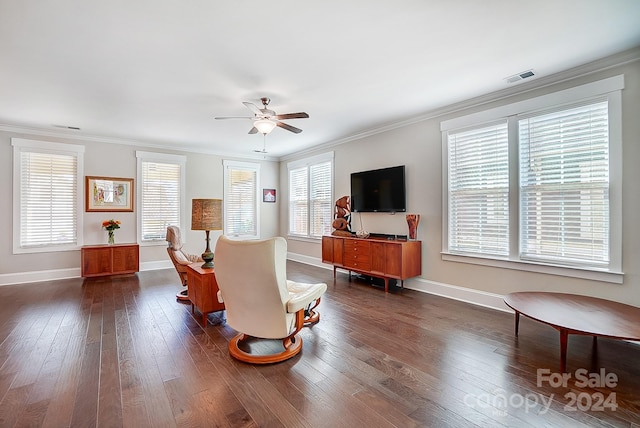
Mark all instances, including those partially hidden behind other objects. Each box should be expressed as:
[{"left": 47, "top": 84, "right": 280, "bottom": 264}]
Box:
[{"left": 0, "top": 262, "right": 638, "bottom": 427}]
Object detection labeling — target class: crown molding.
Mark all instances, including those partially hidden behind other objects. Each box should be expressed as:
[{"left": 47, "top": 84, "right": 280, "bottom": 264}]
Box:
[
  {"left": 0, "top": 123, "right": 279, "bottom": 162},
  {"left": 280, "top": 46, "right": 640, "bottom": 162}
]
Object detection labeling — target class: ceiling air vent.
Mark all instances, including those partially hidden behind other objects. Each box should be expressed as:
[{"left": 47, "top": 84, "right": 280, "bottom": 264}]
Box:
[
  {"left": 53, "top": 124, "right": 81, "bottom": 130},
  {"left": 505, "top": 69, "right": 535, "bottom": 84}
]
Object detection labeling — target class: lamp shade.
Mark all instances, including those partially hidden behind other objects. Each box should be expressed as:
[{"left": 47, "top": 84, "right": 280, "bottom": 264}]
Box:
[
  {"left": 254, "top": 118, "right": 277, "bottom": 135},
  {"left": 191, "top": 199, "right": 222, "bottom": 231}
]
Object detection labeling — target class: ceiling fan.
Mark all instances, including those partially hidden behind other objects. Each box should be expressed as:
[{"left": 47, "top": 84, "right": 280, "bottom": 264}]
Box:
[{"left": 215, "top": 97, "right": 309, "bottom": 135}]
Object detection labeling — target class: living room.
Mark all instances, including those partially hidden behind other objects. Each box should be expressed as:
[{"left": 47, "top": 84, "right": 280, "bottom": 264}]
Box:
[{"left": 1, "top": 2, "right": 640, "bottom": 426}]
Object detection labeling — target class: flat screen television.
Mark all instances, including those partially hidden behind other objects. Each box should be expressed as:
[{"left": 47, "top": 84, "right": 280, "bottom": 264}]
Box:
[{"left": 350, "top": 165, "right": 406, "bottom": 213}]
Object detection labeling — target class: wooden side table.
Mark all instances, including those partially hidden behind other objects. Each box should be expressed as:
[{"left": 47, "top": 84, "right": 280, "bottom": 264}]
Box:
[{"left": 186, "top": 264, "right": 225, "bottom": 325}]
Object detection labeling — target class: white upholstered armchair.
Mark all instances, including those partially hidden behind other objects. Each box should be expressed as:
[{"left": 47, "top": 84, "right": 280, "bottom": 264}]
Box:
[{"left": 213, "top": 235, "right": 327, "bottom": 363}]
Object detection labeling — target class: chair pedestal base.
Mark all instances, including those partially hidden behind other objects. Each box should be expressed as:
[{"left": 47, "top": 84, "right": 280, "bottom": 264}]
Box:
[
  {"left": 176, "top": 286, "right": 189, "bottom": 302},
  {"left": 228, "top": 333, "right": 303, "bottom": 364},
  {"left": 304, "top": 298, "right": 322, "bottom": 325}
]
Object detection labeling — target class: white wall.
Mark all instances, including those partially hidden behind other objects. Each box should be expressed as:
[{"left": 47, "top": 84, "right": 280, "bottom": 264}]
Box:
[
  {"left": 0, "top": 132, "right": 280, "bottom": 282},
  {"left": 282, "top": 59, "right": 640, "bottom": 307}
]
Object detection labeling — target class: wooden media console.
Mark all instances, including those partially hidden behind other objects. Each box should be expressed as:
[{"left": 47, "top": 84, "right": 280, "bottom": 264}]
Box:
[{"left": 322, "top": 235, "right": 421, "bottom": 292}]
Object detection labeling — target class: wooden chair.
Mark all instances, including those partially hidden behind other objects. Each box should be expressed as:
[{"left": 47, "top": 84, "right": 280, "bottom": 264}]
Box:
[
  {"left": 213, "top": 235, "right": 327, "bottom": 363},
  {"left": 166, "top": 226, "right": 202, "bottom": 301}
]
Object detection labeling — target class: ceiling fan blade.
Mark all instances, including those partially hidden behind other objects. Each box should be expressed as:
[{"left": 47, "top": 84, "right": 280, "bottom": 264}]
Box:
[
  {"left": 214, "top": 116, "right": 253, "bottom": 120},
  {"left": 274, "top": 112, "right": 309, "bottom": 120},
  {"left": 248, "top": 126, "right": 259, "bottom": 134},
  {"left": 276, "top": 121, "right": 303, "bottom": 134},
  {"left": 242, "top": 102, "right": 262, "bottom": 116}
]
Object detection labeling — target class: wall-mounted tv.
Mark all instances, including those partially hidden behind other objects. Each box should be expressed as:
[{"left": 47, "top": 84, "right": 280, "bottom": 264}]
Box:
[{"left": 350, "top": 165, "right": 406, "bottom": 213}]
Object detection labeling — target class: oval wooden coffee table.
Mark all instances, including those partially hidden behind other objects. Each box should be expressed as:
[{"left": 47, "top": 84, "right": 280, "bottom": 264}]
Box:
[{"left": 504, "top": 292, "right": 640, "bottom": 372}]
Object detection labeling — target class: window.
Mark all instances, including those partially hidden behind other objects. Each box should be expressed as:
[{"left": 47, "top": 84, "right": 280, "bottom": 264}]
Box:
[
  {"left": 519, "top": 102, "right": 610, "bottom": 266},
  {"left": 223, "top": 160, "right": 260, "bottom": 239},
  {"left": 448, "top": 122, "right": 509, "bottom": 256},
  {"left": 136, "top": 151, "right": 186, "bottom": 243},
  {"left": 12, "top": 138, "right": 85, "bottom": 253},
  {"left": 288, "top": 152, "right": 333, "bottom": 239},
  {"left": 442, "top": 76, "right": 623, "bottom": 281}
]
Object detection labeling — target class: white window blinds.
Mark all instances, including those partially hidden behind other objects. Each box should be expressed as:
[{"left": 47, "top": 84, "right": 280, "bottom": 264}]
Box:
[
  {"left": 519, "top": 101, "right": 609, "bottom": 265},
  {"left": 289, "top": 167, "right": 308, "bottom": 236},
  {"left": 288, "top": 153, "right": 333, "bottom": 238},
  {"left": 140, "top": 161, "right": 182, "bottom": 241},
  {"left": 19, "top": 151, "right": 78, "bottom": 248},
  {"left": 224, "top": 161, "right": 259, "bottom": 238},
  {"left": 309, "top": 161, "right": 333, "bottom": 238},
  {"left": 448, "top": 122, "right": 509, "bottom": 256}
]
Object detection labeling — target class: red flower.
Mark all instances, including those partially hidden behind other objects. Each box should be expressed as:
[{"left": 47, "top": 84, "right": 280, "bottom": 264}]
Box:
[{"left": 102, "top": 219, "right": 121, "bottom": 231}]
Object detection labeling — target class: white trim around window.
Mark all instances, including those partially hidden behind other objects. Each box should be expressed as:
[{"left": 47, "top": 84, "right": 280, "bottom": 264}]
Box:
[
  {"left": 287, "top": 151, "right": 334, "bottom": 240},
  {"left": 441, "top": 75, "right": 624, "bottom": 283},
  {"left": 223, "top": 160, "right": 261, "bottom": 239},
  {"left": 12, "top": 138, "right": 85, "bottom": 254},
  {"left": 136, "top": 151, "right": 187, "bottom": 246}
]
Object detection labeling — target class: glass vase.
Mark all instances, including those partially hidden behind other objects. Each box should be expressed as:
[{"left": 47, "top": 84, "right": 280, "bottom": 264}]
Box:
[{"left": 108, "top": 230, "right": 115, "bottom": 245}]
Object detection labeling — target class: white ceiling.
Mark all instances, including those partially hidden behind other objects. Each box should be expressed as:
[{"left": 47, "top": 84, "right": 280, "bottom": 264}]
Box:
[{"left": 1, "top": 1, "right": 639, "bottom": 159}]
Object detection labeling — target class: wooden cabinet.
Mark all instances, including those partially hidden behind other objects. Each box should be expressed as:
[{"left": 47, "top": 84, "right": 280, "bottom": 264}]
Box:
[
  {"left": 186, "top": 264, "right": 225, "bottom": 325},
  {"left": 322, "top": 235, "right": 421, "bottom": 292},
  {"left": 81, "top": 244, "right": 139, "bottom": 277}
]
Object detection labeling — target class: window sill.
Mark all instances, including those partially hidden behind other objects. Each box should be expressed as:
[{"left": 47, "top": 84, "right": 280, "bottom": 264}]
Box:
[
  {"left": 139, "top": 240, "right": 167, "bottom": 247},
  {"left": 441, "top": 252, "right": 624, "bottom": 284},
  {"left": 13, "top": 244, "right": 81, "bottom": 254},
  {"left": 287, "top": 235, "right": 322, "bottom": 244}
]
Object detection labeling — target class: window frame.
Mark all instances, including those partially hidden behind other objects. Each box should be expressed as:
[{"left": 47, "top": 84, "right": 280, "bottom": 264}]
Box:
[
  {"left": 136, "top": 151, "right": 186, "bottom": 246},
  {"left": 12, "top": 138, "right": 85, "bottom": 254},
  {"left": 223, "top": 160, "right": 261, "bottom": 240},
  {"left": 287, "top": 151, "right": 334, "bottom": 240},
  {"left": 441, "top": 76, "right": 623, "bottom": 283}
]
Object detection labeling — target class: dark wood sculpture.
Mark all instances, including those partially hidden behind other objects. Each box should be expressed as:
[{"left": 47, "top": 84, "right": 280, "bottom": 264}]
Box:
[{"left": 331, "top": 195, "right": 352, "bottom": 237}]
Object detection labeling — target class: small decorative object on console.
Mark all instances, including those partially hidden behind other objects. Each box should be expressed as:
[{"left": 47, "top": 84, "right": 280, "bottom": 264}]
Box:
[
  {"left": 355, "top": 229, "right": 370, "bottom": 239},
  {"left": 102, "top": 219, "right": 121, "bottom": 244},
  {"left": 331, "top": 195, "right": 353, "bottom": 237},
  {"left": 406, "top": 214, "right": 420, "bottom": 240}
]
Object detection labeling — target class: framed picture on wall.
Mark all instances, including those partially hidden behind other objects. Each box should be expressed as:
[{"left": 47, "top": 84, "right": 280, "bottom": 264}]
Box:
[
  {"left": 86, "top": 176, "right": 134, "bottom": 212},
  {"left": 263, "top": 188, "right": 276, "bottom": 203}
]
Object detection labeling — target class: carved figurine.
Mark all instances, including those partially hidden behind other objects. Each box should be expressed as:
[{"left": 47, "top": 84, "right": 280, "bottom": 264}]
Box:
[{"left": 331, "top": 195, "right": 352, "bottom": 237}]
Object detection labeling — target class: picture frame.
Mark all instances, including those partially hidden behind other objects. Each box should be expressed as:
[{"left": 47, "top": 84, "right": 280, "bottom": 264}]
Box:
[
  {"left": 86, "top": 176, "right": 134, "bottom": 212},
  {"left": 263, "top": 188, "right": 276, "bottom": 203}
]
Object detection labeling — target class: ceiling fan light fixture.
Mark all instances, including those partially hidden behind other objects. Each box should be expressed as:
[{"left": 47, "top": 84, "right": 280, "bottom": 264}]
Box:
[{"left": 254, "top": 119, "right": 277, "bottom": 135}]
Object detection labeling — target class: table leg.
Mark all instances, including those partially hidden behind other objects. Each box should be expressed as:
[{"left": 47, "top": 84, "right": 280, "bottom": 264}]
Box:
[
  {"left": 384, "top": 278, "right": 389, "bottom": 293},
  {"left": 202, "top": 312, "right": 207, "bottom": 326},
  {"left": 514, "top": 311, "right": 520, "bottom": 336},
  {"left": 333, "top": 266, "right": 336, "bottom": 281},
  {"left": 559, "top": 329, "right": 568, "bottom": 373}
]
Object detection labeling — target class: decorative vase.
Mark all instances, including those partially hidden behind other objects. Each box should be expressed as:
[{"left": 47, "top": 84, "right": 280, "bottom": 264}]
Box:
[
  {"left": 406, "top": 214, "right": 420, "bottom": 240},
  {"left": 108, "top": 230, "right": 115, "bottom": 245}
]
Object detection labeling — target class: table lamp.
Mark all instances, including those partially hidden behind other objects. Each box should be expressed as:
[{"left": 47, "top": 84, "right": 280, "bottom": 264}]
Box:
[{"left": 191, "top": 199, "right": 223, "bottom": 268}]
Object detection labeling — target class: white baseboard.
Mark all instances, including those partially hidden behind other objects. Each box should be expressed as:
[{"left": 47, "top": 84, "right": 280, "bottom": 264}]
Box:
[
  {"left": 0, "top": 268, "right": 82, "bottom": 286},
  {"left": 405, "top": 277, "right": 511, "bottom": 313},
  {"left": 142, "top": 260, "right": 173, "bottom": 271},
  {"left": 0, "top": 260, "right": 174, "bottom": 286},
  {"left": 287, "top": 252, "right": 327, "bottom": 269},
  {"left": 286, "top": 252, "right": 511, "bottom": 313}
]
